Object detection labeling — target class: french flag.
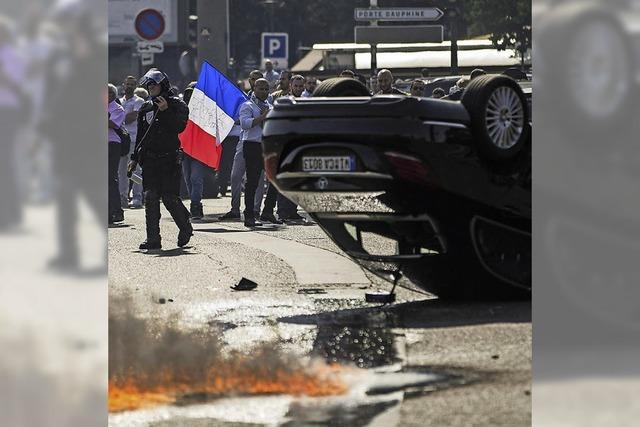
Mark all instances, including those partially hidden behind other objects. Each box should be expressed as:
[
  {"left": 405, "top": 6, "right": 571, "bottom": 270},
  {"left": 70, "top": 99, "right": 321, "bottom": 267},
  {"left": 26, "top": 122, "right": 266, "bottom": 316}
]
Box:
[{"left": 179, "top": 62, "right": 248, "bottom": 169}]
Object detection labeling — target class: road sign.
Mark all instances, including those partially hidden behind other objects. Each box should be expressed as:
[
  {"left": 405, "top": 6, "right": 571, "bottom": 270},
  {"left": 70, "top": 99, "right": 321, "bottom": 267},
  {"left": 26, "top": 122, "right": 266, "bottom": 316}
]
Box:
[
  {"left": 354, "top": 7, "right": 444, "bottom": 22},
  {"left": 355, "top": 25, "right": 444, "bottom": 44},
  {"left": 137, "top": 40, "right": 164, "bottom": 54},
  {"left": 242, "top": 54, "right": 259, "bottom": 72},
  {"left": 141, "top": 52, "right": 155, "bottom": 66},
  {"left": 134, "top": 9, "right": 166, "bottom": 41},
  {"left": 261, "top": 32, "right": 288, "bottom": 69}
]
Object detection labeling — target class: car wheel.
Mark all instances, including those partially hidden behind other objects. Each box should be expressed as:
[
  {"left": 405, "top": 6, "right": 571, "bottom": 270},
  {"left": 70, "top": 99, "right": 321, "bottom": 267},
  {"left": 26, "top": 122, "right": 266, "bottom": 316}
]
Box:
[
  {"left": 313, "top": 77, "right": 371, "bottom": 97},
  {"left": 563, "top": 17, "right": 632, "bottom": 129},
  {"left": 462, "top": 75, "right": 529, "bottom": 163}
]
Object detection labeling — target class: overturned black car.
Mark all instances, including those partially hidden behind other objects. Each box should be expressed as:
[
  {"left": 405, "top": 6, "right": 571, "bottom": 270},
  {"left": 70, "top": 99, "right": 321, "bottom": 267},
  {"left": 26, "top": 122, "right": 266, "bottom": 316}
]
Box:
[{"left": 262, "top": 75, "right": 531, "bottom": 300}]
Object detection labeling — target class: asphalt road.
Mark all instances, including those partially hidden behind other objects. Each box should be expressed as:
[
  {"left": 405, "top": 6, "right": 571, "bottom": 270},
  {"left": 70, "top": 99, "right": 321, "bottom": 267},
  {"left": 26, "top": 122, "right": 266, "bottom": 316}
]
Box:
[{"left": 108, "top": 196, "right": 531, "bottom": 426}]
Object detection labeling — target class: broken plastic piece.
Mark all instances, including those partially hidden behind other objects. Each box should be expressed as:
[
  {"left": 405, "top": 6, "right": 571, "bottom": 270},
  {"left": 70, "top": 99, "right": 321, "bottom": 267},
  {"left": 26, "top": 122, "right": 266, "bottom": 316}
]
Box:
[{"left": 231, "top": 277, "right": 258, "bottom": 291}]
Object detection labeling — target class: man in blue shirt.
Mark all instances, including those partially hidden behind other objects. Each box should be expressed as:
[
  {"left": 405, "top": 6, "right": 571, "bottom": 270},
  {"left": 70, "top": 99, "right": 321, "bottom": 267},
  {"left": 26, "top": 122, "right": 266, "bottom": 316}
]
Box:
[
  {"left": 219, "top": 70, "right": 267, "bottom": 221},
  {"left": 239, "top": 78, "right": 271, "bottom": 227},
  {"left": 263, "top": 60, "right": 280, "bottom": 91},
  {"left": 259, "top": 75, "right": 307, "bottom": 225}
]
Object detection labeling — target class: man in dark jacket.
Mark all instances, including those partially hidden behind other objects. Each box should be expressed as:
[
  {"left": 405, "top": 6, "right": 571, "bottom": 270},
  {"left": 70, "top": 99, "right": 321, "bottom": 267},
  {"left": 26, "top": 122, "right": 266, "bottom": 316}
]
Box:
[
  {"left": 128, "top": 69, "right": 192, "bottom": 250},
  {"left": 375, "top": 69, "right": 408, "bottom": 95}
]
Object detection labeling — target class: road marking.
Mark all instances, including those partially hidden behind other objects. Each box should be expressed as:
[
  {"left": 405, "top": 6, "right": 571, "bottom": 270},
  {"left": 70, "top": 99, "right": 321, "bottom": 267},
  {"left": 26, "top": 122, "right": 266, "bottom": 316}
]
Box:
[{"left": 213, "top": 231, "right": 370, "bottom": 285}]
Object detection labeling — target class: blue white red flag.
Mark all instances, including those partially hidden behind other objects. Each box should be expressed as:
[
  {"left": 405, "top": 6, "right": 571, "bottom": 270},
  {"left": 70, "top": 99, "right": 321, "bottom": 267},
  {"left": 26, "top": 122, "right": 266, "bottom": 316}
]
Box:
[{"left": 179, "top": 62, "right": 247, "bottom": 169}]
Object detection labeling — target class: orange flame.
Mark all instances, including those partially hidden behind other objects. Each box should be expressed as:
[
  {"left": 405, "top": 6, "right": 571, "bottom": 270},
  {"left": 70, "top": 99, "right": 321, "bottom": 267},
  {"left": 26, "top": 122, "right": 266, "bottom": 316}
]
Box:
[{"left": 109, "top": 362, "right": 347, "bottom": 412}]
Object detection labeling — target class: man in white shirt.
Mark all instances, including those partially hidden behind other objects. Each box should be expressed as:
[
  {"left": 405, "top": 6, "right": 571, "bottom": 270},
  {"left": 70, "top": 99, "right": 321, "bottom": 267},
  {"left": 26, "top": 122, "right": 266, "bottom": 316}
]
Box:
[
  {"left": 108, "top": 84, "right": 125, "bottom": 224},
  {"left": 263, "top": 60, "right": 280, "bottom": 91},
  {"left": 239, "top": 78, "right": 271, "bottom": 227},
  {"left": 118, "top": 76, "right": 144, "bottom": 208},
  {"left": 219, "top": 70, "right": 267, "bottom": 221},
  {"left": 260, "top": 75, "right": 306, "bottom": 225}
]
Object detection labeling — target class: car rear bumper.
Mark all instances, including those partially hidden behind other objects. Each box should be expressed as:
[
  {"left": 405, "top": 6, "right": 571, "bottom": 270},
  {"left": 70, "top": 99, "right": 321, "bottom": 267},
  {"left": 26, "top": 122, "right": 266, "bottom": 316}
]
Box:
[{"left": 261, "top": 96, "right": 531, "bottom": 295}]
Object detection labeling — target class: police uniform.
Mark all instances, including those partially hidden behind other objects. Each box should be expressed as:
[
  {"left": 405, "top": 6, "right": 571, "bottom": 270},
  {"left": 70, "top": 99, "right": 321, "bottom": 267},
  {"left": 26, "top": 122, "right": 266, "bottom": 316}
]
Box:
[{"left": 131, "top": 70, "right": 192, "bottom": 249}]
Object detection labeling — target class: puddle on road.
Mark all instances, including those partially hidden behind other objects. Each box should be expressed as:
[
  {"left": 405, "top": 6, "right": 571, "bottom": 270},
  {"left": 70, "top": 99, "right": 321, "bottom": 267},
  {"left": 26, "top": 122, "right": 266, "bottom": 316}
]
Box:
[
  {"left": 314, "top": 326, "right": 399, "bottom": 368},
  {"left": 109, "top": 295, "right": 466, "bottom": 426},
  {"left": 283, "top": 397, "right": 400, "bottom": 427}
]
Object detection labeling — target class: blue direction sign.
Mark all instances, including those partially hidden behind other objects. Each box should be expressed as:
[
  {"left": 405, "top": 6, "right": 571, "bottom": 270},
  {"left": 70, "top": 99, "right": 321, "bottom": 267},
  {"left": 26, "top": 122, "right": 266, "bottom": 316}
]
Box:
[
  {"left": 261, "top": 33, "right": 289, "bottom": 68},
  {"left": 134, "top": 9, "right": 166, "bottom": 41}
]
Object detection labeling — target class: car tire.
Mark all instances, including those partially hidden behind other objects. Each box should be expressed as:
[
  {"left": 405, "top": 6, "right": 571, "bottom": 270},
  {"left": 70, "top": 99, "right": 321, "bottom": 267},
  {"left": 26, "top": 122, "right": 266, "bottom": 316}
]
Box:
[
  {"left": 313, "top": 77, "right": 371, "bottom": 97},
  {"left": 561, "top": 16, "right": 632, "bottom": 135},
  {"left": 535, "top": 10, "right": 634, "bottom": 141},
  {"left": 462, "top": 75, "right": 529, "bottom": 163}
]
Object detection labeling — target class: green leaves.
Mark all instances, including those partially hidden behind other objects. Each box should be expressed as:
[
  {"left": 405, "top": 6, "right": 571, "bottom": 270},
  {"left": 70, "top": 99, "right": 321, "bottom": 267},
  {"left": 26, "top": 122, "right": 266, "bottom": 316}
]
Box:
[{"left": 465, "top": 0, "right": 532, "bottom": 58}]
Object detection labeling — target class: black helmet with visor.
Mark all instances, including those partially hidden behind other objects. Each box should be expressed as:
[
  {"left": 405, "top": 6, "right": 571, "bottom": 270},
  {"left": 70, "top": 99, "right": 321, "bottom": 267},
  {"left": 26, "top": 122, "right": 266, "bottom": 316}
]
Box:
[{"left": 139, "top": 69, "right": 172, "bottom": 94}]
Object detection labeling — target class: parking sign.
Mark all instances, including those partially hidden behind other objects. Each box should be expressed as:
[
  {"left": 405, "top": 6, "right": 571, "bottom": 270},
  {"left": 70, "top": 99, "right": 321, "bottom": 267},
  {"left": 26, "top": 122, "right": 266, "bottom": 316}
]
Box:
[{"left": 261, "top": 33, "right": 288, "bottom": 69}]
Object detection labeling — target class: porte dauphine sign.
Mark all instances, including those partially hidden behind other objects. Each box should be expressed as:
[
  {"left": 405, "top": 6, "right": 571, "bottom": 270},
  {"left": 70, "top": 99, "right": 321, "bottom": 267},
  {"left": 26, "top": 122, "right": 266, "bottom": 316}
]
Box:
[{"left": 354, "top": 7, "right": 444, "bottom": 22}]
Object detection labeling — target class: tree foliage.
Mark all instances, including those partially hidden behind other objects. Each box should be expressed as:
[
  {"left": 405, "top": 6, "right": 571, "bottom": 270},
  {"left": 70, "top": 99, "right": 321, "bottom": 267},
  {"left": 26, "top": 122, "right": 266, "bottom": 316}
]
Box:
[
  {"left": 229, "top": 0, "right": 449, "bottom": 72},
  {"left": 465, "top": 0, "right": 532, "bottom": 59},
  {"left": 229, "top": 0, "right": 367, "bottom": 74},
  {"left": 228, "top": 0, "right": 532, "bottom": 74}
]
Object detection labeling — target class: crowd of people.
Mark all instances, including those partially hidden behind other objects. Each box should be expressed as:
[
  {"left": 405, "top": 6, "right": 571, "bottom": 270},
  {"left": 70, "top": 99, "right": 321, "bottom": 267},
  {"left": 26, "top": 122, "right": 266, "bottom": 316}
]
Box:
[{"left": 107, "top": 61, "right": 492, "bottom": 249}]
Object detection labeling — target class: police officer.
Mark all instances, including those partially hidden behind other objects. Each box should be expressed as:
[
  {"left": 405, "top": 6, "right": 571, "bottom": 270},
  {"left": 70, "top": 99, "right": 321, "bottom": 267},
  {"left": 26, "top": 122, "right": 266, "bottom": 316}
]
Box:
[{"left": 128, "top": 69, "right": 192, "bottom": 250}]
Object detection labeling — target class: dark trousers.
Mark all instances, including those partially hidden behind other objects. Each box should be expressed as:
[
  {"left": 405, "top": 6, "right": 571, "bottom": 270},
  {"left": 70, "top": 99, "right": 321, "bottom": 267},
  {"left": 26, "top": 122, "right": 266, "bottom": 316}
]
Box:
[
  {"left": 0, "top": 109, "right": 22, "bottom": 230},
  {"left": 278, "top": 195, "right": 298, "bottom": 218},
  {"left": 142, "top": 154, "right": 191, "bottom": 242},
  {"left": 217, "top": 136, "right": 238, "bottom": 194},
  {"left": 49, "top": 133, "right": 105, "bottom": 264},
  {"left": 108, "top": 143, "right": 123, "bottom": 218},
  {"left": 56, "top": 168, "right": 104, "bottom": 263},
  {"left": 262, "top": 182, "right": 279, "bottom": 214},
  {"left": 144, "top": 190, "right": 191, "bottom": 242},
  {"left": 261, "top": 182, "right": 296, "bottom": 217},
  {"left": 242, "top": 141, "right": 264, "bottom": 220}
]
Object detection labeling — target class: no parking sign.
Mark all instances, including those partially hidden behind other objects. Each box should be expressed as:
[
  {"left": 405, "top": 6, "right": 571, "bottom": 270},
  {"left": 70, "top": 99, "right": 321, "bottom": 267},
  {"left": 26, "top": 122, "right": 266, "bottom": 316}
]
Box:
[
  {"left": 261, "top": 33, "right": 288, "bottom": 69},
  {"left": 135, "top": 9, "right": 166, "bottom": 41}
]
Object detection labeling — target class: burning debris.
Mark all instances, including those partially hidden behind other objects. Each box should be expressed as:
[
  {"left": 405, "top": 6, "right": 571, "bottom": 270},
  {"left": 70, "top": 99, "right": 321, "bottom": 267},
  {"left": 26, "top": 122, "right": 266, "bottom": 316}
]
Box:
[{"left": 109, "top": 296, "right": 347, "bottom": 413}]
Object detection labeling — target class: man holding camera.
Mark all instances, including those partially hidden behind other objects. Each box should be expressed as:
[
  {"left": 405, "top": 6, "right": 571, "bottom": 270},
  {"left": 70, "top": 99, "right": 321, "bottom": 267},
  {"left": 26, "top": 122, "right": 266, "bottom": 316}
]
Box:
[{"left": 128, "top": 69, "right": 192, "bottom": 250}]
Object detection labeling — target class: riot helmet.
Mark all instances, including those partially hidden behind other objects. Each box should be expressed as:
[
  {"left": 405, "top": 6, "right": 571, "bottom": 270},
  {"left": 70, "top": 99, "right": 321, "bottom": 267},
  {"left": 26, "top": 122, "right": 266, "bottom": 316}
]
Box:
[{"left": 139, "top": 69, "right": 172, "bottom": 95}]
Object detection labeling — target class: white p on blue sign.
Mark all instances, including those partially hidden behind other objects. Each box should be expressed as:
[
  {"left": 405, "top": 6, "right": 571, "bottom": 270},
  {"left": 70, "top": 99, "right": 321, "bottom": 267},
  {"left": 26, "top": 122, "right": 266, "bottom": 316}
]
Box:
[{"left": 261, "top": 32, "right": 289, "bottom": 69}]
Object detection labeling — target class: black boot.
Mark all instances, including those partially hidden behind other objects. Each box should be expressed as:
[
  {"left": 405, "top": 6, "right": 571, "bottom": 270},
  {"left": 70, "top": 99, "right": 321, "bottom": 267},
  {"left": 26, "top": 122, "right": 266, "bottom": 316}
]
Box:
[
  {"left": 260, "top": 211, "right": 283, "bottom": 224},
  {"left": 244, "top": 216, "right": 262, "bottom": 228},
  {"left": 178, "top": 222, "right": 193, "bottom": 247},
  {"left": 144, "top": 190, "right": 162, "bottom": 249},
  {"left": 139, "top": 239, "right": 162, "bottom": 250},
  {"left": 190, "top": 202, "right": 203, "bottom": 220},
  {"left": 164, "top": 195, "right": 193, "bottom": 247}
]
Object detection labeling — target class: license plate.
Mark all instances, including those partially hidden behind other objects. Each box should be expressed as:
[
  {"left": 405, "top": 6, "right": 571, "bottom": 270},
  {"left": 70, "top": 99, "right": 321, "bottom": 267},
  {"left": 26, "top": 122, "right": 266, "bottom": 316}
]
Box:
[{"left": 302, "top": 156, "right": 355, "bottom": 172}]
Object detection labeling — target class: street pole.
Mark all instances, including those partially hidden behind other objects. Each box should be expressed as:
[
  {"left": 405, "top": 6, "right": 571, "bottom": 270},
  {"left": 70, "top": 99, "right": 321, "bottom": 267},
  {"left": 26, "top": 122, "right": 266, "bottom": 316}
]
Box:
[
  {"left": 370, "top": 0, "right": 378, "bottom": 78},
  {"left": 197, "top": 0, "right": 229, "bottom": 75},
  {"left": 269, "top": 5, "right": 275, "bottom": 32},
  {"left": 226, "top": 0, "right": 231, "bottom": 72},
  {"left": 450, "top": 18, "right": 458, "bottom": 75},
  {"left": 520, "top": 26, "right": 526, "bottom": 71},
  {"left": 371, "top": 45, "right": 377, "bottom": 77},
  {"left": 136, "top": 51, "right": 143, "bottom": 79}
]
